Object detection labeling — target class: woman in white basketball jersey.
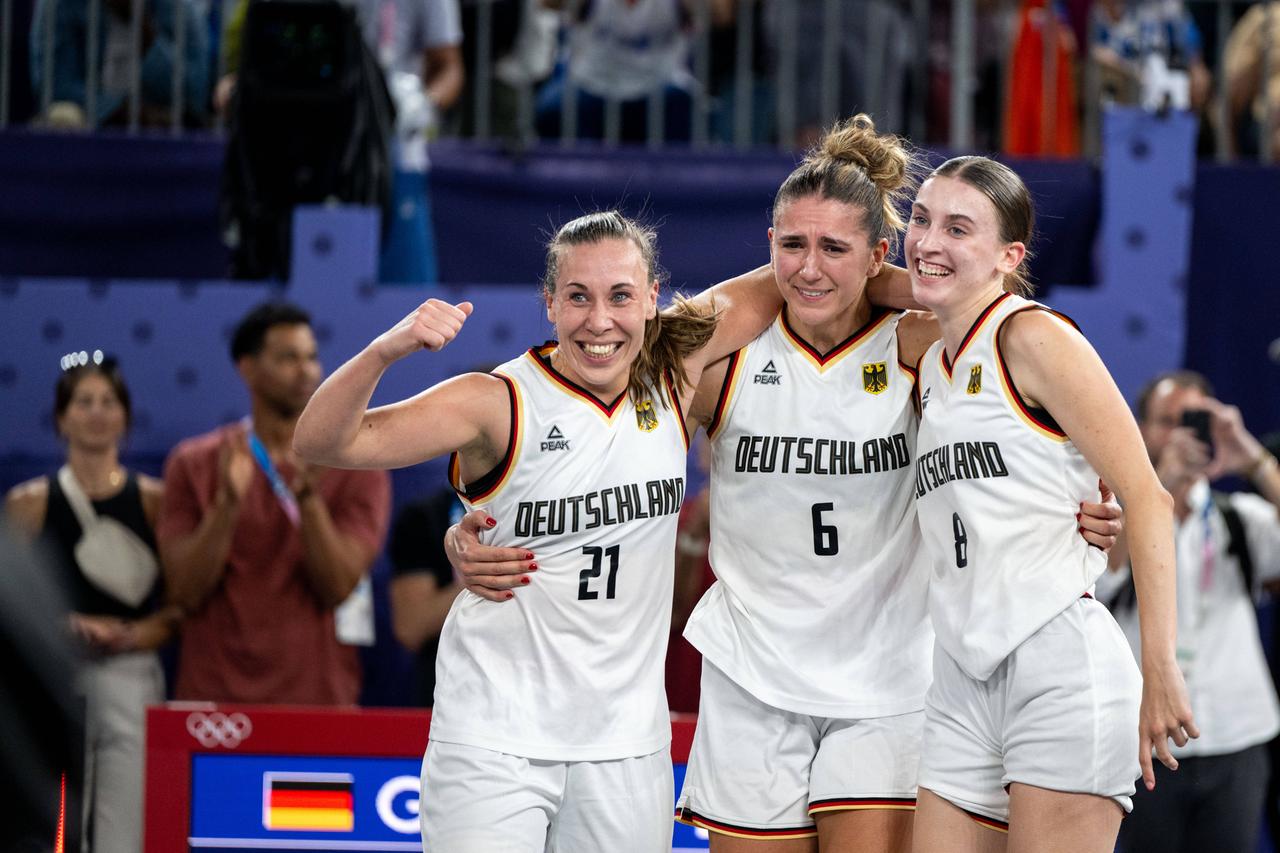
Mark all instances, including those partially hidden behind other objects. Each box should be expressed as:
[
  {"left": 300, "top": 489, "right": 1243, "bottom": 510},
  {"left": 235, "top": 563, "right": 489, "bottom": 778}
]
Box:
[
  {"left": 670, "top": 115, "right": 937, "bottom": 853},
  {"left": 293, "top": 211, "right": 799, "bottom": 852},
  {"left": 906, "top": 156, "right": 1197, "bottom": 852}
]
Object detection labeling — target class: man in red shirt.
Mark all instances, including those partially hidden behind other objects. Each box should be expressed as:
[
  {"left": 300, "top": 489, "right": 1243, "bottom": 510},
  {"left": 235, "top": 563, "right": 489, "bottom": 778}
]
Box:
[{"left": 157, "top": 302, "right": 390, "bottom": 705}]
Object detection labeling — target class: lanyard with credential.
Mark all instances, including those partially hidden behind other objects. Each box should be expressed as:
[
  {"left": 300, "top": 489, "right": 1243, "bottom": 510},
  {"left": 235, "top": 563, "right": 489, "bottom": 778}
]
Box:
[{"left": 246, "top": 427, "right": 301, "bottom": 527}]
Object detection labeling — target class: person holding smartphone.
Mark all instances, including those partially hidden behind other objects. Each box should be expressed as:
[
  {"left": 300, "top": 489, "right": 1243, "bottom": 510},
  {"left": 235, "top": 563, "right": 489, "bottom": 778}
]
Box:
[{"left": 1100, "top": 369, "right": 1280, "bottom": 853}]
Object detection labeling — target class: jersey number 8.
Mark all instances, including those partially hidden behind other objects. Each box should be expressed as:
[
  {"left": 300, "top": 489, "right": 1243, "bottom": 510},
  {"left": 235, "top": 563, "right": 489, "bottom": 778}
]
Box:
[{"left": 952, "top": 513, "right": 968, "bottom": 568}]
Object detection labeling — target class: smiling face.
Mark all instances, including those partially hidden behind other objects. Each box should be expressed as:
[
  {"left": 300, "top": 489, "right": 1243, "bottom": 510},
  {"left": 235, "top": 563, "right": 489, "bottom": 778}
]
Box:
[
  {"left": 905, "top": 175, "right": 1026, "bottom": 318},
  {"left": 545, "top": 237, "right": 659, "bottom": 401},
  {"left": 57, "top": 371, "right": 128, "bottom": 452},
  {"left": 769, "top": 195, "right": 887, "bottom": 346}
]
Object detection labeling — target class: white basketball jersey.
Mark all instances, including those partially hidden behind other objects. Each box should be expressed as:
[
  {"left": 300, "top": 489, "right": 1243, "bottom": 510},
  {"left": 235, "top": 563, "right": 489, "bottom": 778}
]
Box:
[
  {"left": 914, "top": 293, "right": 1106, "bottom": 681},
  {"left": 683, "top": 309, "right": 933, "bottom": 718},
  {"left": 429, "top": 344, "right": 689, "bottom": 761}
]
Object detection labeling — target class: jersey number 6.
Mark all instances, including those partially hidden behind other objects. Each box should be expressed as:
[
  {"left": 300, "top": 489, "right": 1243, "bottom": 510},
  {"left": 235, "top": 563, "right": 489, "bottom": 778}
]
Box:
[
  {"left": 812, "top": 503, "right": 839, "bottom": 556},
  {"left": 579, "top": 545, "right": 620, "bottom": 600}
]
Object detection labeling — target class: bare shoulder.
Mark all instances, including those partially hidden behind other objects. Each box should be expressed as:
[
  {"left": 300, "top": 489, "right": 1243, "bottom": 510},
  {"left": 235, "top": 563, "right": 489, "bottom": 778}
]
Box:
[
  {"left": 138, "top": 473, "right": 164, "bottom": 527},
  {"left": 400, "top": 369, "right": 511, "bottom": 413},
  {"left": 4, "top": 476, "right": 50, "bottom": 537},
  {"left": 436, "top": 370, "right": 515, "bottom": 456},
  {"left": 1000, "top": 306, "right": 1092, "bottom": 364},
  {"left": 450, "top": 371, "right": 512, "bottom": 404},
  {"left": 138, "top": 472, "right": 164, "bottom": 496},
  {"left": 1000, "top": 307, "right": 1104, "bottom": 410}
]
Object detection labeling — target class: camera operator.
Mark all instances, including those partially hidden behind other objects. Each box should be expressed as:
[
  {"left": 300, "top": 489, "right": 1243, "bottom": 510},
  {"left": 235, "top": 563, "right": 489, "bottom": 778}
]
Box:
[{"left": 1101, "top": 369, "right": 1280, "bottom": 853}]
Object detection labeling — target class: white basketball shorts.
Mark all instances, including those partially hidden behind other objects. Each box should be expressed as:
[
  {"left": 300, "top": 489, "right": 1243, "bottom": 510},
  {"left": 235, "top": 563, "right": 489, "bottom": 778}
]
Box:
[
  {"left": 420, "top": 739, "right": 673, "bottom": 852},
  {"left": 676, "top": 661, "right": 921, "bottom": 840},
  {"left": 919, "top": 595, "right": 1141, "bottom": 828}
]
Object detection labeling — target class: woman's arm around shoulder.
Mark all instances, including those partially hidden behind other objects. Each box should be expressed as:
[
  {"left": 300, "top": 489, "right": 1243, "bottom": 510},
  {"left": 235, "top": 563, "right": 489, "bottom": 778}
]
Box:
[
  {"left": 866, "top": 263, "right": 922, "bottom": 311},
  {"left": 676, "top": 265, "right": 780, "bottom": 379},
  {"left": 4, "top": 477, "right": 50, "bottom": 540}
]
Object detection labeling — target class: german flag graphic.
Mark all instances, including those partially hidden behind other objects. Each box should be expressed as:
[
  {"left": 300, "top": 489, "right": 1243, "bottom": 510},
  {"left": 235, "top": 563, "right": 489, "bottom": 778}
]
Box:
[{"left": 262, "top": 773, "right": 355, "bottom": 831}]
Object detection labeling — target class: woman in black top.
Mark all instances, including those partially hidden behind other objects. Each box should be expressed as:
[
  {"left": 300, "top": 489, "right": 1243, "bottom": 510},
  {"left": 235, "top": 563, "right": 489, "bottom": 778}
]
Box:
[{"left": 5, "top": 357, "right": 178, "bottom": 853}]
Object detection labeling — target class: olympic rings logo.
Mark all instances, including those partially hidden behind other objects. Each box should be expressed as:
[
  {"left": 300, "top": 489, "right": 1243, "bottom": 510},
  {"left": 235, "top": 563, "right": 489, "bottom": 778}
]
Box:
[{"left": 186, "top": 712, "right": 253, "bottom": 749}]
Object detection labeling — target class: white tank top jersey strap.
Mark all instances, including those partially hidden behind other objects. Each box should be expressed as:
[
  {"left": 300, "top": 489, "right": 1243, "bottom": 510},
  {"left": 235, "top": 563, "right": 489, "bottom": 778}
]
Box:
[
  {"left": 914, "top": 292, "right": 1106, "bottom": 681},
  {"left": 683, "top": 308, "right": 933, "bottom": 718},
  {"left": 429, "top": 343, "right": 690, "bottom": 762}
]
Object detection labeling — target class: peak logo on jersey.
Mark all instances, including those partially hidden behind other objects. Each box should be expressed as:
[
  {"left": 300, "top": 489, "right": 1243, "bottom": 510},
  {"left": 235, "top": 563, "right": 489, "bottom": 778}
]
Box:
[
  {"left": 753, "top": 360, "right": 782, "bottom": 385},
  {"left": 966, "top": 365, "right": 982, "bottom": 395},
  {"left": 541, "top": 425, "right": 571, "bottom": 452},
  {"left": 635, "top": 400, "right": 659, "bottom": 432},
  {"left": 263, "top": 772, "right": 354, "bottom": 831},
  {"left": 863, "top": 362, "right": 888, "bottom": 395},
  {"left": 921, "top": 387, "right": 931, "bottom": 410}
]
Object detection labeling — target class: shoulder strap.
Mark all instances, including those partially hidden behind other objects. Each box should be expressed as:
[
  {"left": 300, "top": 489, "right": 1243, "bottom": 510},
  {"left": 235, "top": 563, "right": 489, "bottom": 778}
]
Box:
[
  {"left": 56, "top": 465, "right": 99, "bottom": 531},
  {"left": 1212, "top": 490, "right": 1256, "bottom": 593}
]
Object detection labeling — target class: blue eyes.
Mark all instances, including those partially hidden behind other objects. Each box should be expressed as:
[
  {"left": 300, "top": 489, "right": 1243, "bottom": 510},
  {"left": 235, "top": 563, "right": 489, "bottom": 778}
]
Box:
[
  {"left": 910, "top": 216, "right": 965, "bottom": 237},
  {"left": 568, "top": 293, "right": 632, "bottom": 304}
]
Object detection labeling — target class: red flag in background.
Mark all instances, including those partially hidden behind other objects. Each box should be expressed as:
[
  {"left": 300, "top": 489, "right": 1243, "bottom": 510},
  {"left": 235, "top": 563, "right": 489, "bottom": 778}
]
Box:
[{"left": 1004, "top": 0, "right": 1081, "bottom": 156}]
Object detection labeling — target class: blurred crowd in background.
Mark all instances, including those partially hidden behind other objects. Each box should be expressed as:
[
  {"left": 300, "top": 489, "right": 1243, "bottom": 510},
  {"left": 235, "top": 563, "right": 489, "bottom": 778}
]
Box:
[{"left": 3, "top": 0, "right": 1279, "bottom": 160}]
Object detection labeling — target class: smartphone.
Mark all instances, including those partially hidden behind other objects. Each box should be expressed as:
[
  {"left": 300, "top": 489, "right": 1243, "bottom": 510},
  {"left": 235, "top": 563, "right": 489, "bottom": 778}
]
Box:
[{"left": 1180, "top": 409, "right": 1213, "bottom": 450}]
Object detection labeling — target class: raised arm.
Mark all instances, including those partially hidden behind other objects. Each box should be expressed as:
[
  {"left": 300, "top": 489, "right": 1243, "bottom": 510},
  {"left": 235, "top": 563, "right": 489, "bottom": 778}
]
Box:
[
  {"left": 1001, "top": 311, "right": 1198, "bottom": 790},
  {"left": 294, "top": 299, "right": 506, "bottom": 471}
]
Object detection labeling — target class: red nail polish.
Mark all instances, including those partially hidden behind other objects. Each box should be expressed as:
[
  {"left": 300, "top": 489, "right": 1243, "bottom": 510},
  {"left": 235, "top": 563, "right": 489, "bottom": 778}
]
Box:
[
  {"left": 1076, "top": 512, "right": 1082, "bottom": 520},
  {"left": 528, "top": 562, "right": 538, "bottom": 571},
  {"left": 524, "top": 552, "right": 535, "bottom": 560},
  {"left": 520, "top": 576, "right": 531, "bottom": 585},
  {"left": 504, "top": 592, "right": 515, "bottom": 600},
  {"left": 486, "top": 517, "right": 497, "bottom": 527},
  {"left": 1078, "top": 526, "right": 1085, "bottom": 535}
]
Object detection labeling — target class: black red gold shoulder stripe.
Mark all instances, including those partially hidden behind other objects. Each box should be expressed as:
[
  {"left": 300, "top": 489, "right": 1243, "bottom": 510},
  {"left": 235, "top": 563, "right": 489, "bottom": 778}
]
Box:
[
  {"left": 452, "top": 373, "right": 521, "bottom": 502},
  {"left": 781, "top": 305, "right": 897, "bottom": 367},
  {"left": 675, "top": 807, "right": 816, "bottom": 840},
  {"left": 898, "top": 358, "right": 918, "bottom": 380},
  {"left": 809, "top": 797, "right": 916, "bottom": 815},
  {"left": 662, "top": 370, "right": 691, "bottom": 450},
  {"left": 706, "top": 349, "right": 745, "bottom": 439},
  {"left": 525, "top": 343, "right": 626, "bottom": 417},
  {"left": 942, "top": 291, "right": 1012, "bottom": 379},
  {"left": 995, "top": 307, "right": 1068, "bottom": 440}
]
